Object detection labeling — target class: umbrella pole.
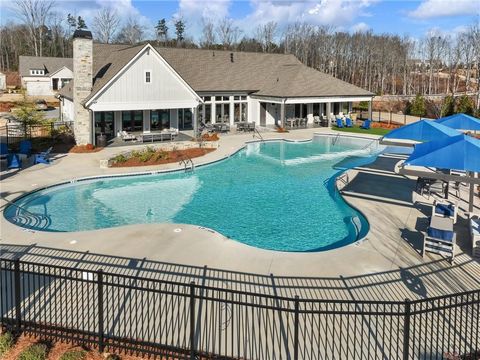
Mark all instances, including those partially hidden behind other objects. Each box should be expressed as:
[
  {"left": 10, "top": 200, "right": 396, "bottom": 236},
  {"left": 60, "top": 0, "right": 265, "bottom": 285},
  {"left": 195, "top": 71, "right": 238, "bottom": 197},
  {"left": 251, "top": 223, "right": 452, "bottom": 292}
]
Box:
[{"left": 469, "top": 172, "right": 475, "bottom": 213}]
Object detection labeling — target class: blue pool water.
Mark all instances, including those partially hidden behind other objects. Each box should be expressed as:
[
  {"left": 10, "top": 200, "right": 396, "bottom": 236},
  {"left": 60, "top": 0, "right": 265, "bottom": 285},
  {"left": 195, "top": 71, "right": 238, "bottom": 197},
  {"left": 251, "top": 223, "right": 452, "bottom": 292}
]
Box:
[{"left": 5, "top": 135, "right": 385, "bottom": 252}]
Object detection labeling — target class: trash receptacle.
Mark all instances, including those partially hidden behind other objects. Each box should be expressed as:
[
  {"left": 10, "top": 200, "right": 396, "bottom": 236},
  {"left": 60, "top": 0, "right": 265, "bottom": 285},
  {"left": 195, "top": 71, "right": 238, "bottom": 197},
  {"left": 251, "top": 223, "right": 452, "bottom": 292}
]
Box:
[{"left": 96, "top": 134, "right": 107, "bottom": 148}]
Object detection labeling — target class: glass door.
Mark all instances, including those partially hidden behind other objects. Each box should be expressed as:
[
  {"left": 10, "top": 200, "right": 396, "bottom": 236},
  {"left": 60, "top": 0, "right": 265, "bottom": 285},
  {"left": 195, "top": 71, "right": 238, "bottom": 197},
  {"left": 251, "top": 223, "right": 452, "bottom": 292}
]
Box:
[
  {"left": 178, "top": 109, "right": 193, "bottom": 130},
  {"left": 94, "top": 112, "right": 115, "bottom": 139}
]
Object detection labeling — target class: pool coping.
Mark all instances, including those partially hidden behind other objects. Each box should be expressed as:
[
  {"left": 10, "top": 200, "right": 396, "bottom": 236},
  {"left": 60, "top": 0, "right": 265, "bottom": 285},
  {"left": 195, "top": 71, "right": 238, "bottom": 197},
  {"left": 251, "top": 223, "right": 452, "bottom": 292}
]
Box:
[{"left": 3, "top": 133, "right": 381, "bottom": 252}]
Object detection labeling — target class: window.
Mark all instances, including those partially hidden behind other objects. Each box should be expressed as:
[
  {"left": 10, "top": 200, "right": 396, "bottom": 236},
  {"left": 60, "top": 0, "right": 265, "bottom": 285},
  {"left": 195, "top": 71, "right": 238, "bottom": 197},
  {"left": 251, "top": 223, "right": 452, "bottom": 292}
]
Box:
[
  {"left": 145, "top": 71, "right": 151, "bottom": 83},
  {"left": 150, "top": 110, "right": 170, "bottom": 130},
  {"left": 122, "top": 111, "right": 143, "bottom": 132},
  {"left": 203, "top": 96, "right": 211, "bottom": 102},
  {"left": 215, "top": 96, "right": 222, "bottom": 101},
  {"left": 30, "top": 69, "right": 44, "bottom": 75},
  {"left": 223, "top": 96, "right": 229, "bottom": 101}
]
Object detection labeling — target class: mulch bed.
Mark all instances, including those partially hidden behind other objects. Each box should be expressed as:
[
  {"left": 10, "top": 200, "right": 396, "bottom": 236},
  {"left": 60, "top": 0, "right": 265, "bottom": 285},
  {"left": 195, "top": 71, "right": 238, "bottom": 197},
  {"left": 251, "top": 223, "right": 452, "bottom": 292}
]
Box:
[
  {"left": 111, "top": 147, "right": 215, "bottom": 168},
  {"left": 69, "top": 145, "right": 104, "bottom": 153}
]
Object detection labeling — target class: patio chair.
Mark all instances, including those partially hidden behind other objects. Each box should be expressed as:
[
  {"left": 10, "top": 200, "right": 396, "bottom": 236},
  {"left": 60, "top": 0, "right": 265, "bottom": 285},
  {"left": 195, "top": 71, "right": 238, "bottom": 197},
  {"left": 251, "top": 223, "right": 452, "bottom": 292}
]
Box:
[
  {"left": 360, "top": 119, "right": 371, "bottom": 130},
  {"left": 19, "top": 140, "right": 32, "bottom": 156},
  {"left": 236, "top": 122, "right": 245, "bottom": 132},
  {"left": 335, "top": 118, "right": 344, "bottom": 128},
  {"left": 200, "top": 121, "right": 214, "bottom": 133},
  {"left": 345, "top": 117, "right": 353, "bottom": 128},
  {"left": 423, "top": 216, "right": 456, "bottom": 263},
  {"left": 432, "top": 200, "right": 457, "bottom": 223},
  {"left": 313, "top": 116, "right": 321, "bottom": 127},
  {"left": 34, "top": 147, "right": 53, "bottom": 164},
  {"left": 469, "top": 214, "right": 480, "bottom": 258},
  {"left": 121, "top": 131, "right": 136, "bottom": 141},
  {"left": 7, "top": 153, "right": 22, "bottom": 169},
  {"left": 0, "top": 143, "right": 8, "bottom": 162}
]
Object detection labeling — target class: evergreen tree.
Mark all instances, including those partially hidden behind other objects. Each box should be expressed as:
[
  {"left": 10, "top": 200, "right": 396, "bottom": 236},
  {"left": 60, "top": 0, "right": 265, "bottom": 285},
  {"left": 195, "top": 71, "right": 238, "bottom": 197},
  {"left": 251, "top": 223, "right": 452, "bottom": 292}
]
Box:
[
  {"left": 455, "top": 95, "right": 474, "bottom": 115},
  {"left": 67, "top": 13, "right": 76, "bottom": 33},
  {"left": 174, "top": 19, "right": 185, "bottom": 43},
  {"left": 77, "top": 16, "right": 87, "bottom": 30},
  {"left": 440, "top": 95, "right": 455, "bottom": 117},
  {"left": 410, "top": 94, "right": 426, "bottom": 117},
  {"left": 155, "top": 18, "right": 168, "bottom": 42}
]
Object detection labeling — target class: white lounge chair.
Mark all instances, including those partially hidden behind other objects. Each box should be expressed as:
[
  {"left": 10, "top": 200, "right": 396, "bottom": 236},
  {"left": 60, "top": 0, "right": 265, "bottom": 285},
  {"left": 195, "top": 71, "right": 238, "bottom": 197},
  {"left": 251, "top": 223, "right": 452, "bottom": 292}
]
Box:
[
  {"left": 121, "top": 131, "right": 136, "bottom": 141},
  {"left": 470, "top": 214, "right": 480, "bottom": 258},
  {"left": 432, "top": 200, "right": 458, "bottom": 223},
  {"left": 423, "top": 216, "right": 456, "bottom": 263}
]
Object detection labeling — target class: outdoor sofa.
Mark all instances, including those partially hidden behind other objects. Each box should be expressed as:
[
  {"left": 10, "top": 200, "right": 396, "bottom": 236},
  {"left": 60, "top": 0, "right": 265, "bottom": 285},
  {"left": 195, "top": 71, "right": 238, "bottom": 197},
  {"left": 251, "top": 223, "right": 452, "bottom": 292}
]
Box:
[{"left": 139, "top": 128, "right": 178, "bottom": 143}]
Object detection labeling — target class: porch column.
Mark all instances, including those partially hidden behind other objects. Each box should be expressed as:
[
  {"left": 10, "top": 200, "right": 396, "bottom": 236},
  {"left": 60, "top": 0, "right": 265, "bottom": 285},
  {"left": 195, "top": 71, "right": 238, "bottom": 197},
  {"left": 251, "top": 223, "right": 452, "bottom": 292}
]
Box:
[
  {"left": 368, "top": 98, "right": 373, "bottom": 120},
  {"left": 326, "top": 102, "right": 332, "bottom": 123},
  {"left": 192, "top": 106, "right": 198, "bottom": 139},
  {"left": 280, "top": 101, "right": 285, "bottom": 128},
  {"left": 229, "top": 96, "right": 234, "bottom": 125}
]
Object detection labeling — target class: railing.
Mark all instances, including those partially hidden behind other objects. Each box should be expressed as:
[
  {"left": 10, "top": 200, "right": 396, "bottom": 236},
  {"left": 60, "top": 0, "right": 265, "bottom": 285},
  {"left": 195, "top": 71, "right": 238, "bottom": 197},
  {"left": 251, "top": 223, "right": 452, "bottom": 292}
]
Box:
[
  {"left": 0, "top": 123, "right": 55, "bottom": 150},
  {"left": 1, "top": 259, "right": 479, "bottom": 360},
  {"left": 253, "top": 127, "right": 265, "bottom": 142},
  {"left": 179, "top": 155, "right": 194, "bottom": 172}
]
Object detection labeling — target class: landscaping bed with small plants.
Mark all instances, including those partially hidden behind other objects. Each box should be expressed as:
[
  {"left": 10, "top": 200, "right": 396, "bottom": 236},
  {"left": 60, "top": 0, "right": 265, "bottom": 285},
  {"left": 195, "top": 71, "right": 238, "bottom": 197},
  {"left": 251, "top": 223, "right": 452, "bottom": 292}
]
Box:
[
  {"left": 110, "top": 146, "right": 215, "bottom": 167},
  {"left": 69, "top": 144, "right": 103, "bottom": 153}
]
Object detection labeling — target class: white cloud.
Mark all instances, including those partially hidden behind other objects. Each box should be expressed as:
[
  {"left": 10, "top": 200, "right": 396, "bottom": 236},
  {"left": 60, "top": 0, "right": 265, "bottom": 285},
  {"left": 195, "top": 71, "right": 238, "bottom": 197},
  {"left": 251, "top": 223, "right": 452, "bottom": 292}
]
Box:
[
  {"left": 174, "top": 0, "right": 232, "bottom": 39},
  {"left": 409, "top": 0, "right": 480, "bottom": 19},
  {"left": 351, "top": 22, "right": 370, "bottom": 33},
  {"left": 237, "top": 0, "right": 376, "bottom": 36}
]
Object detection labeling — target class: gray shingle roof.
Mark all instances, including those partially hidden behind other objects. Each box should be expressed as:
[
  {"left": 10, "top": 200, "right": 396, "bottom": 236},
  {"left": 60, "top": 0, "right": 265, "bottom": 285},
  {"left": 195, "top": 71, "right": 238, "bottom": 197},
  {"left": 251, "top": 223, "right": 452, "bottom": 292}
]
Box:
[
  {"left": 58, "top": 43, "right": 373, "bottom": 101},
  {"left": 19, "top": 56, "right": 73, "bottom": 77}
]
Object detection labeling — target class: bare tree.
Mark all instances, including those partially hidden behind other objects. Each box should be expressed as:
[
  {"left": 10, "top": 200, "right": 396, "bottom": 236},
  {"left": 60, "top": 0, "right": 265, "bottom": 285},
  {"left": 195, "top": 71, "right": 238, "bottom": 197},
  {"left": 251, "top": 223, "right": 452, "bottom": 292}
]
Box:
[
  {"left": 216, "top": 18, "right": 241, "bottom": 50},
  {"left": 255, "top": 21, "right": 277, "bottom": 52},
  {"left": 200, "top": 17, "right": 215, "bottom": 49},
  {"left": 93, "top": 7, "right": 120, "bottom": 44},
  {"left": 13, "top": 0, "right": 56, "bottom": 56},
  {"left": 116, "top": 17, "right": 145, "bottom": 45}
]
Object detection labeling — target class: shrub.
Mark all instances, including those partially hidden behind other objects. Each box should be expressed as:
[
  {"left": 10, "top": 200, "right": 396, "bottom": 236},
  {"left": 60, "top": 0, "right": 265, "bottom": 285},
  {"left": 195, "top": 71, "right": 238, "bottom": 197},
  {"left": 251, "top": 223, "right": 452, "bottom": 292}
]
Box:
[
  {"left": 18, "top": 343, "right": 48, "bottom": 360},
  {"left": 410, "top": 94, "right": 426, "bottom": 117},
  {"left": 0, "top": 331, "right": 14, "bottom": 356},
  {"left": 59, "top": 349, "right": 86, "bottom": 360},
  {"left": 455, "top": 95, "right": 475, "bottom": 115},
  {"left": 441, "top": 95, "right": 455, "bottom": 117},
  {"left": 112, "top": 154, "right": 127, "bottom": 163}
]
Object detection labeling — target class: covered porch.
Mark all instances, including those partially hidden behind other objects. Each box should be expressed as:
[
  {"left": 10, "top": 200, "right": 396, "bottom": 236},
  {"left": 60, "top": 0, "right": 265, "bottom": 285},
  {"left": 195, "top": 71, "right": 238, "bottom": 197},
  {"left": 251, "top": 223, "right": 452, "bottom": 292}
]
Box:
[
  {"left": 91, "top": 107, "right": 199, "bottom": 146},
  {"left": 252, "top": 95, "right": 373, "bottom": 129}
]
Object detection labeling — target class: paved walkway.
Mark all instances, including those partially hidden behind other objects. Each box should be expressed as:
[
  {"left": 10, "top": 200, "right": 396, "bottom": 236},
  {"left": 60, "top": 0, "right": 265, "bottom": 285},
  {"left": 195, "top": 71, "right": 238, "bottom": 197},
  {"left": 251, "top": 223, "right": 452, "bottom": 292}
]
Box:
[{"left": 1, "top": 127, "right": 479, "bottom": 301}]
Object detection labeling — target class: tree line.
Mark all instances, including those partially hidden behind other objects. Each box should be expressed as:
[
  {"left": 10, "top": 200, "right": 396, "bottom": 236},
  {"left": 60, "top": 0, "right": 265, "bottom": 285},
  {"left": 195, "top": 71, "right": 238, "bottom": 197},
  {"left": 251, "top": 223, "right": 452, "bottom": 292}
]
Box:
[{"left": 1, "top": 0, "right": 479, "bottom": 109}]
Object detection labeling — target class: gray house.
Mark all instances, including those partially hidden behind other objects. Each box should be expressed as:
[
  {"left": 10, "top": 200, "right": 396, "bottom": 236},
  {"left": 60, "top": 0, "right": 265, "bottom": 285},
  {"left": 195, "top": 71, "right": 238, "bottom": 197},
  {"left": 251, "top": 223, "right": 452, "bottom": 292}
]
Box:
[
  {"left": 57, "top": 30, "right": 373, "bottom": 145},
  {"left": 19, "top": 56, "right": 73, "bottom": 96}
]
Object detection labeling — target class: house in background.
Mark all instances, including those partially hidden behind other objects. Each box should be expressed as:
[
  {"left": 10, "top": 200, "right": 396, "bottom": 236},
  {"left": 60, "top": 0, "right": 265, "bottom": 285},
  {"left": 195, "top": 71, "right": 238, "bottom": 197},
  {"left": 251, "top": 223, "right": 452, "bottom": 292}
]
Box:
[
  {"left": 57, "top": 30, "right": 373, "bottom": 145},
  {"left": 19, "top": 56, "right": 73, "bottom": 96},
  {"left": 0, "top": 71, "right": 6, "bottom": 91}
]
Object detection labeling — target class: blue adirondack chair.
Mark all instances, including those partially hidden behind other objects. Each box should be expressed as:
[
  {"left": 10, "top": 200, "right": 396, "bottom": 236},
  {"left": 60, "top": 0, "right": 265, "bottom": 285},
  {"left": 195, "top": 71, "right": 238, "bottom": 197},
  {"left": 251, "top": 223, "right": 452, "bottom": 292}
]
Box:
[
  {"left": 19, "top": 140, "right": 32, "bottom": 156},
  {"left": 34, "top": 147, "right": 53, "bottom": 164},
  {"left": 0, "top": 143, "right": 8, "bottom": 161},
  {"left": 345, "top": 117, "right": 353, "bottom": 127},
  {"left": 7, "top": 153, "right": 22, "bottom": 169},
  {"left": 361, "top": 119, "right": 371, "bottom": 130},
  {"left": 335, "top": 118, "right": 344, "bottom": 128}
]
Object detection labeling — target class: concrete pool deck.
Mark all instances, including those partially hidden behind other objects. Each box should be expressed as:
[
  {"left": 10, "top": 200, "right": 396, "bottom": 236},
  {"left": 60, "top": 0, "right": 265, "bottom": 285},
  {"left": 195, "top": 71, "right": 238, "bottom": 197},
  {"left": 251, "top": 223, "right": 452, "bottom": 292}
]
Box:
[{"left": 1, "top": 127, "right": 479, "bottom": 301}]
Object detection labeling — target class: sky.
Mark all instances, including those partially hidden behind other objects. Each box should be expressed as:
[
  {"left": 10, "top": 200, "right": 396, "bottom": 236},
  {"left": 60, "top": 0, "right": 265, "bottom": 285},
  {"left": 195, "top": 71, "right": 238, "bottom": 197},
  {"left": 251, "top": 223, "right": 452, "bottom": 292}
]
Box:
[{"left": 0, "top": 0, "right": 479, "bottom": 41}]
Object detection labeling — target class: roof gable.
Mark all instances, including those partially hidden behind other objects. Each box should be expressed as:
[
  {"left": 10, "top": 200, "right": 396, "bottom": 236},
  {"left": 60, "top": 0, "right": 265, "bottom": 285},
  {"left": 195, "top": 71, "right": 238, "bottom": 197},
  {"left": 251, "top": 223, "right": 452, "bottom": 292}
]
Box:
[{"left": 19, "top": 56, "right": 73, "bottom": 77}]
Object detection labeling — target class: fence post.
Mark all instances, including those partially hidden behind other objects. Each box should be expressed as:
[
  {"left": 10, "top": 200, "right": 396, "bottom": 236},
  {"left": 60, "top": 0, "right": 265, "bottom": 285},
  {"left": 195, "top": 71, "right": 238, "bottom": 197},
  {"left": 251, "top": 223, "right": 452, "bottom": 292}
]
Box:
[
  {"left": 294, "top": 295, "right": 299, "bottom": 360},
  {"left": 14, "top": 259, "right": 22, "bottom": 333},
  {"left": 97, "top": 269, "right": 105, "bottom": 353},
  {"left": 189, "top": 281, "right": 196, "bottom": 360},
  {"left": 404, "top": 113, "right": 406, "bottom": 125},
  {"left": 379, "top": 110, "right": 381, "bottom": 122},
  {"left": 403, "top": 298, "right": 411, "bottom": 360},
  {"left": 389, "top": 111, "right": 392, "bottom": 125},
  {"left": 6, "top": 123, "right": 9, "bottom": 147}
]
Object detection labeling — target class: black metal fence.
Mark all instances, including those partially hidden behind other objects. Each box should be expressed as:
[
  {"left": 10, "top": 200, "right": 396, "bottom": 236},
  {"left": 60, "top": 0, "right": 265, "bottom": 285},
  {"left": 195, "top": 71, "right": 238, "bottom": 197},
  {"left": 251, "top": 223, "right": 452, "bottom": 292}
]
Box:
[
  {"left": 0, "top": 121, "right": 73, "bottom": 150},
  {"left": 1, "top": 258, "right": 479, "bottom": 360}
]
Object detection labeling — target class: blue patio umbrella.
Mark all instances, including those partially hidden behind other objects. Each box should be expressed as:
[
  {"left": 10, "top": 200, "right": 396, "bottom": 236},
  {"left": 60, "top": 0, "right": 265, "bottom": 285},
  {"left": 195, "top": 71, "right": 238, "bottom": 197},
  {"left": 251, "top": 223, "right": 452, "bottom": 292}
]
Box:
[
  {"left": 405, "top": 134, "right": 480, "bottom": 212},
  {"left": 405, "top": 134, "right": 480, "bottom": 173},
  {"left": 435, "top": 113, "right": 480, "bottom": 131},
  {"left": 383, "top": 119, "right": 460, "bottom": 142}
]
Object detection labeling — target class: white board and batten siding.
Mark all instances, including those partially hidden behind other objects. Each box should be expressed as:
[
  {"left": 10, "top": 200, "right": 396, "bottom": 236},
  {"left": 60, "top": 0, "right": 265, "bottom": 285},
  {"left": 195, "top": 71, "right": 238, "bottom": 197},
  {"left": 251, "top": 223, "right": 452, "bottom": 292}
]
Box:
[
  {"left": 60, "top": 97, "right": 74, "bottom": 122},
  {"left": 89, "top": 46, "right": 200, "bottom": 112},
  {"left": 50, "top": 67, "right": 73, "bottom": 81}
]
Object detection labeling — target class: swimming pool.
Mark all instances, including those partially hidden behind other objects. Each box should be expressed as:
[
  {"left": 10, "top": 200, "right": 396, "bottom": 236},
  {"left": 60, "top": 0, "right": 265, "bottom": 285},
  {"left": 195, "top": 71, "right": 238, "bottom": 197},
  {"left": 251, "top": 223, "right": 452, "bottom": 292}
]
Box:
[{"left": 5, "top": 135, "right": 384, "bottom": 252}]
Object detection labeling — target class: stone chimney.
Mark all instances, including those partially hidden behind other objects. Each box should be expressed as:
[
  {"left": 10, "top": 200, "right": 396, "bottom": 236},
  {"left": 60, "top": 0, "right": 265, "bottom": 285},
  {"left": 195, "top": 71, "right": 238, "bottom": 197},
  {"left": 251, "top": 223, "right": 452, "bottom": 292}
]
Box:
[{"left": 73, "top": 30, "right": 93, "bottom": 145}]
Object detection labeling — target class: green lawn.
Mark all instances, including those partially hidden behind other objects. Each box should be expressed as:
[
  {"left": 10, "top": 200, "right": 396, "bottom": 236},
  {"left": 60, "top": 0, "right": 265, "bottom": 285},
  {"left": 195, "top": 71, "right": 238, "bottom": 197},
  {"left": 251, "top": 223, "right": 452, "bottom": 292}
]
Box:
[{"left": 333, "top": 126, "right": 392, "bottom": 136}]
